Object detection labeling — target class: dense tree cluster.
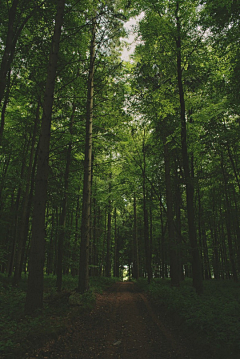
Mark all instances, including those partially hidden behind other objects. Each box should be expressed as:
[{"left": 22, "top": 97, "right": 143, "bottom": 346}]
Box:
[{"left": 0, "top": 0, "right": 240, "bottom": 313}]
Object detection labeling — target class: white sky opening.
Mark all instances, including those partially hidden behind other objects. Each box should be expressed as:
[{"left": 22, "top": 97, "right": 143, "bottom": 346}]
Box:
[{"left": 121, "top": 12, "right": 145, "bottom": 62}]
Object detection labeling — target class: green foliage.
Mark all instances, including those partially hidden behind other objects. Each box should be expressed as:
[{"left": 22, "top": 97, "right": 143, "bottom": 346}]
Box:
[{"left": 138, "top": 278, "right": 240, "bottom": 358}]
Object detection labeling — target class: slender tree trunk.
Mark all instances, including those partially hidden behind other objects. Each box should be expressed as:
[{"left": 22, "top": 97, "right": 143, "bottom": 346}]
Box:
[
  {"left": 0, "top": 154, "right": 10, "bottom": 212},
  {"left": 221, "top": 157, "right": 238, "bottom": 282},
  {"left": 226, "top": 141, "right": 240, "bottom": 192},
  {"left": 13, "top": 103, "right": 40, "bottom": 285},
  {"left": 133, "top": 193, "right": 139, "bottom": 279},
  {"left": 8, "top": 139, "right": 29, "bottom": 277},
  {"left": 106, "top": 175, "right": 112, "bottom": 277},
  {"left": 142, "top": 132, "right": 152, "bottom": 283},
  {"left": 116, "top": 227, "right": 120, "bottom": 278},
  {"left": 0, "top": 70, "right": 11, "bottom": 146},
  {"left": 25, "top": 0, "right": 65, "bottom": 314},
  {"left": 159, "top": 198, "right": 166, "bottom": 278},
  {"left": 163, "top": 137, "right": 179, "bottom": 286},
  {"left": 232, "top": 188, "right": 240, "bottom": 274},
  {"left": 56, "top": 105, "right": 75, "bottom": 291},
  {"left": 219, "top": 206, "right": 230, "bottom": 279},
  {"left": 71, "top": 191, "right": 81, "bottom": 276},
  {"left": 47, "top": 210, "right": 55, "bottom": 275},
  {"left": 174, "top": 162, "right": 184, "bottom": 280},
  {"left": 0, "top": 0, "right": 40, "bottom": 109},
  {"left": 106, "top": 211, "right": 112, "bottom": 277},
  {"left": 175, "top": 3, "right": 203, "bottom": 294},
  {"left": 78, "top": 16, "right": 96, "bottom": 293},
  {"left": 19, "top": 141, "right": 38, "bottom": 277},
  {"left": 106, "top": 172, "right": 112, "bottom": 277},
  {"left": 113, "top": 208, "right": 120, "bottom": 278},
  {"left": 0, "top": 0, "right": 19, "bottom": 106},
  {"left": 211, "top": 195, "right": 220, "bottom": 279}
]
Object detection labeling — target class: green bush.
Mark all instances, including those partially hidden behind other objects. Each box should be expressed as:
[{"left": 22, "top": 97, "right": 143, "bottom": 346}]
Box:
[
  {"left": 137, "top": 278, "right": 240, "bottom": 359},
  {"left": 0, "top": 273, "right": 119, "bottom": 358}
]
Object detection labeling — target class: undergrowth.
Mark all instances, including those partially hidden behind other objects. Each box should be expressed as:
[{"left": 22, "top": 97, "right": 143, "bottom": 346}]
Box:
[
  {"left": 0, "top": 274, "right": 119, "bottom": 358},
  {"left": 136, "top": 277, "right": 240, "bottom": 359}
]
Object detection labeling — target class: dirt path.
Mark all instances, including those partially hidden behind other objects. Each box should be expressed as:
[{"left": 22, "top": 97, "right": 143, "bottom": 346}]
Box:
[{"left": 29, "top": 282, "right": 196, "bottom": 359}]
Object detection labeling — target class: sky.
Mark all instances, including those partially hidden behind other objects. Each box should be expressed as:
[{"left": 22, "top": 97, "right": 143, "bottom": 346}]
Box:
[{"left": 121, "top": 13, "right": 144, "bottom": 62}]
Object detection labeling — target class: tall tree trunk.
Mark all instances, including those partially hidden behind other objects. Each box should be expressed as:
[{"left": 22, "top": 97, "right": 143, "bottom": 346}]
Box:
[
  {"left": 221, "top": 157, "right": 238, "bottom": 282},
  {"left": 56, "top": 105, "right": 75, "bottom": 291},
  {"left": 47, "top": 210, "right": 55, "bottom": 275},
  {"left": 8, "top": 139, "right": 29, "bottom": 277},
  {"left": 25, "top": 0, "right": 65, "bottom": 315},
  {"left": 0, "top": 1, "right": 41, "bottom": 109},
  {"left": 163, "top": 136, "right": 179, "bottom": 286},
  {"left": 0, "top": 70, "right": 11, "bottom": 146},
  {"left": 114, "top": 208, "right": 120, "bottom": 278},
  {"left": 132, "top": 194, "right": 139, "bottom": 279},
  {"left": 106, "top": 211, "right": 112, "bottom": 277},
  {"left": 0, "top": 154, "right": 10, "bottom": 212},
  {"left": 175, "top": 3, "right": 203, "bottom": 294},
  {"left": 232, "top": 188, "right": 240, "bottom": 274},
  {"left": 219, "top": 206, "right": 230, "bottom": 279},
  {"left": 159, "top": 197, "right": 166, "bottom": 278},
  {"left": 226, "top": 138, "right": 240, "bottom": 192},
  {"left": 142, "top": 131, "right": 152, "bottom": 283},
  {"left": 211, "top": 194, "right": 220, "bottom": 280},
  {"left": 71, "top": 191, "right": 81, "bottom": 276},
  {"left": 106, "top": 173, "right": 112, "bottom": 277},
  {"left": 78, "top": 16, "right": 96, "bottom": 293},
  {"left": 174, "top": 162, "right": 184, "bottom": 280},
  {"left": 0, "top": 0, "right": 19, "bottom": 106},
  {"left": 197, "top": 185, "right": 211, "bottom": 280},
  {"left": 13, "top": 103, "right": 39, "bottom": 285}
]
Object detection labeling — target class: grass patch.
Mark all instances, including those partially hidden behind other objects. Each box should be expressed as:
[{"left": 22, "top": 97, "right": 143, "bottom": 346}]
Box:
[
  {"left": 0, "top": 273, "right": 119, "bottom": 358},
  {"left": 136, "top": 277, "right": 240, "bottom": 359}
]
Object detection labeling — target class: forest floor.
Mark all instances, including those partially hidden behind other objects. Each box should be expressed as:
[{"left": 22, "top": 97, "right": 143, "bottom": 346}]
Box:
[{"left": 26, "top": 281, "right": 212, "bottom": 359}]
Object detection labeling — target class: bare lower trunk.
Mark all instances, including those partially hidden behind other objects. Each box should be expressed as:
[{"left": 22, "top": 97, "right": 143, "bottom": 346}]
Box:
[
  {"left": 142, "top": 132, "right": 152, "bottom": 283},
  {"left": 221, "top": 157, "right": 238, "bottom": 282},
  {"left": 78, "top": 17, "right": 96, "bottom": 293},
  {"left": 106, "top": 174, "right": 112, "bottom": 277},
  {"left": 176, "top": 3, "right": 203, "bottom": 294},
  {"left": 132, "top": 194, "right": 139, "bottom": 279},
  {"left": 56, "top": 106, "right": 75, "bottom": 291},
  {"left": 25, "top": 0, "right": 65, "bottom": 314},
  {"left": 13, "top": 103, "right": 39, "bottom": 286},
  {"left": 163, "top": 136, "right": 179, "bottom": 286}
]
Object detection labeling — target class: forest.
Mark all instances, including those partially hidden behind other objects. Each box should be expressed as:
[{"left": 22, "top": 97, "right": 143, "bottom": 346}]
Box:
[{"left": 0, "top": 0, "right": 240, "bottom": 357}]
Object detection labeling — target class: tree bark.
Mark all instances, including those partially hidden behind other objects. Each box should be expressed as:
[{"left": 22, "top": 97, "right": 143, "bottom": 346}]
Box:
[
  {"left": 175, "top": 2, "right": 203, "bottom": 294},
  {"left": 0, "top": 1, "right": 41, "bottom": 109},
  {"left": 132, "top": 193, "right": 139, "bottom": 279},
  {"left": 0, "top": 70, "right": 11, "bottom": 146},
  {"left": 0, "top": 0, "right": 19, "bottom": 106},
  {"left": 13, "top": 102, "right": 40, "bottom": 286},
  {"left": 142, "top": 131, "right": 152, "bottom": 283},
  {"left": 221, "top": 156, "right": 238, "bottom": 282},
  {"left": 78, "top": 16, "right": 96, "bottom": 293},
  {"left": 56, "top": 105, "right": 75, "bottom": 291},
  {"left": 163, "top": 136, "right": 179, "bottom": 286},
  {"left": 106, "top": 211, "right": 112, "bottom": 277},
  {"left": 25, "top": 0, "right": 65, "bottom": 314},
  {"left": 8, "top": 139, "right": 29, "bottom": 277},
  {"left": 174, "top": 161, "right": 184, "bottom": 280},
  {"left": 106, "top": 175, "right": 112, "bottom": 277}
]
